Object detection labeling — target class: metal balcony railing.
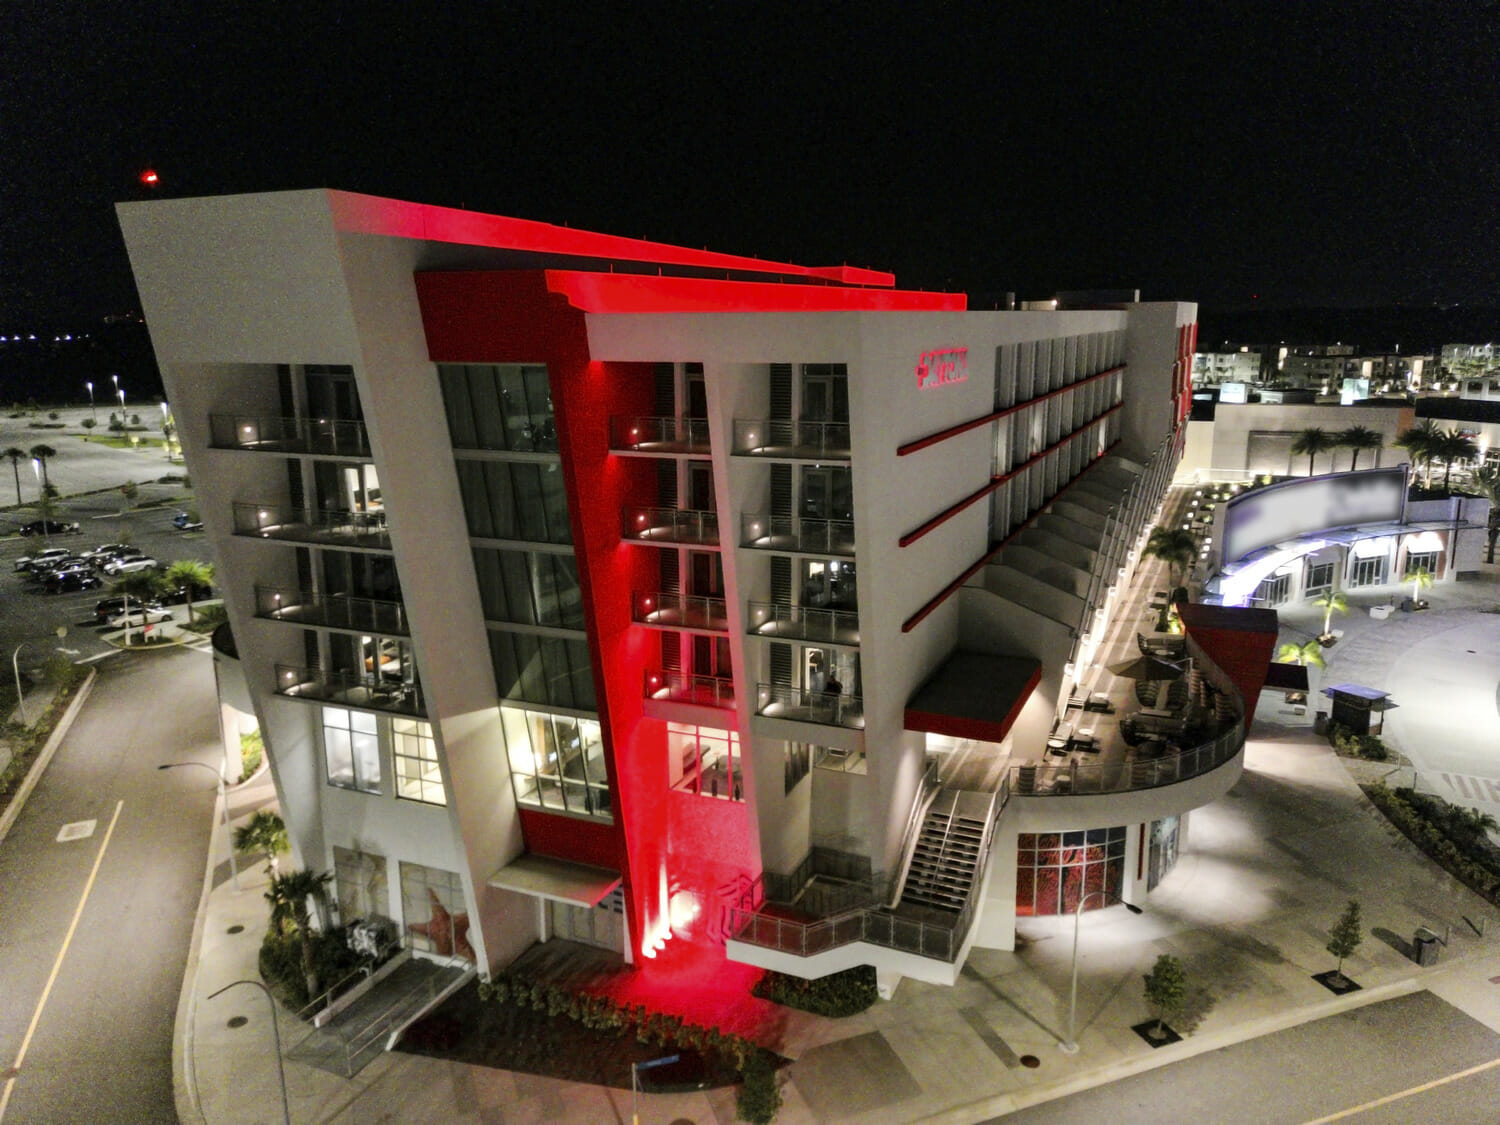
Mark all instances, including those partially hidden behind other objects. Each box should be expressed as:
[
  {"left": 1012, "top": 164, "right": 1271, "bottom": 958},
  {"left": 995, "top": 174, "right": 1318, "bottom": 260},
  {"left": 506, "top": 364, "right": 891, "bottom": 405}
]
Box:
[
  {"left": 645, "top": 670, "right": 736, "bottom": 709},
  {"left": 256, "top": 586, "right": 409, "bottom": 635},
  {"left": 622, "top": 506, "right": 720, "bottom": 546},
  {"left": 233, "top": 503, "right": 391, "bottom": 550},
  {"left": 755, "top": 683, "right": 864, "bottom": 729},
  {"left": 746, "top": 601, "right": 859, "bottom": 645},
  {"left": 610, "top": 416, "right": 711, "bottom": 454},
  {"left": 732, "top": 419, "right": 850, "bottom": 459},
  {"left": 1013, "top": 719, "right": 1245, "bottom": 797},
  {"left": 632, "top": 591, "right": 728, "bottom": 632},
  {"left": 209, "top": 414, "right": 371, "bottom": 457},
  {"left": 273, "top": 664, "right": 425, "bottom": 717},
  {"left": 740, "top": 513, "right": 855, "bottom": 556}
]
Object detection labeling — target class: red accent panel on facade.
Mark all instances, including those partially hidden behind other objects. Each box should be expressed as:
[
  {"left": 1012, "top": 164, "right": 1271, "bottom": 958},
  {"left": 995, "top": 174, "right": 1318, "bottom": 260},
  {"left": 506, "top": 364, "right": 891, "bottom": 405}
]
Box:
[
  {"left": 543, "top": 270, "right": 965, "bottom": 314},
  {"left": 896, "top": 366, "right": 1126, "bottom": 457},
  {"left": 517, "top": 809, "right": 622, "bottom": 871},
  {"left": 332, "top": 191, "right": 896, "bottom": 287},
  {"left": 1177, "top": 603, "right": 1280, "bottom": 727}
]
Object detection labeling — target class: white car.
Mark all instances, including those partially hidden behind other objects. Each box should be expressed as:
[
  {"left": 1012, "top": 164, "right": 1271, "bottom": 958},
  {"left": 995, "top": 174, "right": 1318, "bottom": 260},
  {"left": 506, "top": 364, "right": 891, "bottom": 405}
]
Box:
[
  {"left": 103, "top": 555, "right": 160, "bottom": 575},
  {"left": 108, "top": 606, "right": 174, "bottom": 628}
]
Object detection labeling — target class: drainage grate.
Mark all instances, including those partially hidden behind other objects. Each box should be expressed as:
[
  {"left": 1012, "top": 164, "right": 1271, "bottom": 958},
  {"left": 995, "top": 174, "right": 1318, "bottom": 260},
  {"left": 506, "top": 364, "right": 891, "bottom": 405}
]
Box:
[{"left": 56, "top": 820, "right": 97, "bottom": 843}]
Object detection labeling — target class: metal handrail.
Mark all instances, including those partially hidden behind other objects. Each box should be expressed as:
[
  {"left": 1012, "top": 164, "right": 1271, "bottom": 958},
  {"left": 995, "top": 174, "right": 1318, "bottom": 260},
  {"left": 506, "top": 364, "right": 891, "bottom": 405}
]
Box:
[
  {"left": 644, "top": 670, "right": 735, "bottom": 708},
  {"left": 273, "top": 663, "right": 425, "bottom": 716},
  {"left": 754, "top": 682, "right": 864, "bottom": 729},
  {"left": 256, "top": 585, "right": 408, "bottom": 635},
  {"left": 739, "top": 513, "right": 856, "bottom": 555},
  {"left": 233, "top": 502, "right": 391, "bottom": 548},
  {"left": 731, "top": 418, "right": 852, "bottom": 458},
  {"left": 885, "top": 759, "right": 943, "bottom": 908},
  {"left": 632, "top": 591, "right": 729, "bottom": 631},
  {"left": 746, "top": 600, "right": 859, "bottom": 643},
  {"left": 209, "top": 413, "right": 371, "bottom": 457},
  {"left": 610, "top": 416, "right": 711, "bottom": 452},
  {"left": 622, "top": 506, "right": 720, "bottom": 545}
]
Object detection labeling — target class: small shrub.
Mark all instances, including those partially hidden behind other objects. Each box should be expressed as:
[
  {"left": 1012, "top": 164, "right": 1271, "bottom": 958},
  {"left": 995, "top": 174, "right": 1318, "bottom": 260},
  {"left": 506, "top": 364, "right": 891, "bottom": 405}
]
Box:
[
  {"left": 752, "top": 965, "right": 878, "bottom": 1017},
  {"left": 737, "top": 1049, "right": 782, "bottom": 1124},
  {"left": 240, "top": 728, "right": 263, "bottom": 775},
  {"left": 48, "top": 411, "right": 59, "bottom": 420},
  {"left": 81, "top": 417, "right": 96, "bottom": 430},
  {"left": 130, "top": 413, "right": 141, "bottom": 425}
]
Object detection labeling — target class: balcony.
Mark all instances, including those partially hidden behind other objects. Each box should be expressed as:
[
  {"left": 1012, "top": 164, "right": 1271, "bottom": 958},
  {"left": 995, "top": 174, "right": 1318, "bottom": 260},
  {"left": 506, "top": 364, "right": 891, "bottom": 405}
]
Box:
[
  {"left": 610, "top": 416, "right": 711, "bottom": 455},
  {"left": 746, "top": 601, "right": 859, "bottom": 645},
  {"left": 732, "top": 419, "right": 850, "bottom": 460},
  {"left": 622, "top": 506, "right": 719, "bottom": 547},
  {"left": 632, "top": 591, "right": 728, "bottom": 632},
  {"left": 645, "top": 670, "right": 735, "bottom": 710},
  {"left": 729, "top": 904, "right": 963, "bottom": 961},
  {"left": 273, "top": 664, "right": 424, "bottom": 716},
  {"left": 755, "top": 683, "right": 864, "bottom": 730},
  {"left": 255, "top": 586, "right": 409, "bottom": 636},
  {"left": 233, "top": 503, "right": 391, "bottom": 551},
  {"left": 209, "top": 414, "right": 371, "bottom": 458},
  {"left": 1011, "top": 718, "right": 1244, "bottom": 797},
  {"left": 740, "top": 513, "right": 855, "bottom": 556}
]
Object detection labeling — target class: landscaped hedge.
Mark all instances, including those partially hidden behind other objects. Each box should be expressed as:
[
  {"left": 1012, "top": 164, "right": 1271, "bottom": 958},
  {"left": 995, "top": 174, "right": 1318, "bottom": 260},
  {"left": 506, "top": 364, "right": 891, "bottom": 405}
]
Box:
[
  {"left": 1363, "top": 783, "right": 1500, "bottom": 903},
  {"left": 751, "top": 964, "right": 878, "bottom": 1017},
  {"left": 258, "top": 927, "right": 367, "bottom": 1012},
  {"left": 478, "top": 974, "right": 782, "bottom": 1123},
  {"left": 1327, "top": 721, "right": 1390, "bottom": 761}
]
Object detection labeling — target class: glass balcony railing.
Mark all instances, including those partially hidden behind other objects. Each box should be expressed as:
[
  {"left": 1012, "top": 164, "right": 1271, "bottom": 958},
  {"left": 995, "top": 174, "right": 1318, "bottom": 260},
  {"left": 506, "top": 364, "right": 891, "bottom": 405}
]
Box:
[
  {"left": 233, "top": 503, "right": 391, "bottom": 550},
  {"left": 632, "top": 591, "right": 728, "bottom": 632},
  {"left": 755, "top": 682, "right": 864, "bottom": 729},
  {"left": 273, "top": 664, "right": 424, "bottom": 717},
  {"left": 610, "top": 416, "right": 711, "bottom": 454},
  {"left": 645, "top": 670, "right": 736, "bottom": 710},
  {"left": 732, "top": 419, "right": 850, "bottom": 459},
  {"left": 746, "top": 601, "right": 859, "bottom": 645},
  {"left": 622, "top": 506, "right": 720, "bottom": 546},
  {"left": 1011, "top": 719, "right": 1244, "bottom": 797},
  {"left": 209, "top": 414, "right": 371, "bottom": 457},
  {"left": 740, "top": 513, "right": 855, "bottom": 555},
  {"left": 255, "top": 586, "right": 409, "bottom": 635}
]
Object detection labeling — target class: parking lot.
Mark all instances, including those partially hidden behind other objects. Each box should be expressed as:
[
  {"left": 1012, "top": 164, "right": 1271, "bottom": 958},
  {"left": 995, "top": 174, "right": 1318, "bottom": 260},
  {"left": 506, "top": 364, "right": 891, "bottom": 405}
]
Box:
[{"left": 1, "top": 484, "right": 214, "bottom": 670}]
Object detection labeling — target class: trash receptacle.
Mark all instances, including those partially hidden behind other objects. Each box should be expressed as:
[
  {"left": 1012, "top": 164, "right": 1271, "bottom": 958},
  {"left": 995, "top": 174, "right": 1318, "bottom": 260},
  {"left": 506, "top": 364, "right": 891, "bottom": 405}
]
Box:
[
  {"left": 1413, "top": 929, "right": 1440, "bottom": 966},
  {"left": 1314, "top": 712, "right": 1329, "bottom": 735}
]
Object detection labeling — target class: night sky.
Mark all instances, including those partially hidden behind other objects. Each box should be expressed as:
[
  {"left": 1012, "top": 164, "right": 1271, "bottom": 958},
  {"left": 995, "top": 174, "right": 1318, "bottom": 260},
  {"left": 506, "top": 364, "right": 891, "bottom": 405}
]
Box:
[{"left": 3, "top": 1, "right": 1497, "bottom": 324}]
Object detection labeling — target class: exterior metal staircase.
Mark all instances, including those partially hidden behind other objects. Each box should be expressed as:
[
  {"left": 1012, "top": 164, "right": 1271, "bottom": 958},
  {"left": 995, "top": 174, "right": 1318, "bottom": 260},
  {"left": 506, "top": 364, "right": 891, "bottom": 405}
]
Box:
[{"left": 898, "top": 790, "right": 994, "bottom": 913}]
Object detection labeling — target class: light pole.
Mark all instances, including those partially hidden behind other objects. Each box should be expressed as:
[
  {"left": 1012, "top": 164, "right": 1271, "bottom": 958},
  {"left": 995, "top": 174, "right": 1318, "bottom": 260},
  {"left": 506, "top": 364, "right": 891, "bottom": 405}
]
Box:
[
  {"left": 158, "top": 761, "right": 240, "bottom": 891},
  {"left": 85, "top": 380, "right": 96, "bottom": 425},
  {"left": 1060, "top": 892, "right": 1142, "bottom": 1053},
  {"left": 11, "top": 642, "right": 29, "bottom": 726},
  {"left": 207, "top": 979, "right": 291, "bottom": 1125}
]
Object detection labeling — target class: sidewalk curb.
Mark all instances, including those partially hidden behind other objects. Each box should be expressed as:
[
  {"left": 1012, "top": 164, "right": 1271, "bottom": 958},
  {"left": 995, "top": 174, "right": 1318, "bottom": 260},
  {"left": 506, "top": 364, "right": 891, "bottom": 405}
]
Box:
[
  {"left": 0, "top": 668, "right": 97, "bottom": 847},
  {"left": 917, "top": 976, "right": 1424, "bottom": 1125},
  {"left": 172, "top": 782, "right": 224, "bottom": 1125}
]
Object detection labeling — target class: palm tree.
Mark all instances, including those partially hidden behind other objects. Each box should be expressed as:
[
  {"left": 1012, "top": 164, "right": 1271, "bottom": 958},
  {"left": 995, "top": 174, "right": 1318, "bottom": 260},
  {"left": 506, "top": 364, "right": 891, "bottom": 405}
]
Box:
[
  {"left": 234, "top": 809, "right": 288, "bottom": 874},
  {"left": 1277, "top": 640, "right": 1326, "bottom": 668},
  {"left": 1473, "top": 465, "right": 1500, "bottom": 564},
  {"left": 1337, "top": 425, "right": 1384, "bottom": 471},
  {"left": 266, "top": 869, "right": 333, "bottom": 1001},
  {"left": 112, "top": 570, "right": 165, "bottom": 645},
  {"left": 1311, "top": 590, "right": 1348, "bottom": 637},
  {"left": 3, "top": 446, "right": 26, "bottom": 505},
  {"left": 1144, "top": 526, "right": 1199, "bottom": 587},
  {"left": 28, "top": 443, "right": 57, "bottom": 490},
  {"left": 1397, "top": 420, "right": 1444, "bottom": 489},
  {"left": 1404, "top": 565, "right": 1434, "bottom": 607},
  {"left": 1435, "top": 429, "right": 1478, "bottom": 493},
  {"left": 164, "top": 559, "right": 215, "bottom": 624},
  {"left": 1291, "top": 428, "right": 1336, "bottom": 476}
]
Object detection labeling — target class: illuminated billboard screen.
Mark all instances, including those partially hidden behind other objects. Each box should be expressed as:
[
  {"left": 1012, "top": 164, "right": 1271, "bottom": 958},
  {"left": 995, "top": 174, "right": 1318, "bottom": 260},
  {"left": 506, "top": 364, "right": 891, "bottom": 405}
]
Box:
[
  {"left": 1223, "top": 468, "right": 1407, "bottom": 563},
  {"left": 1219, "top": 382, "right": 1248, "bottom": 404}
]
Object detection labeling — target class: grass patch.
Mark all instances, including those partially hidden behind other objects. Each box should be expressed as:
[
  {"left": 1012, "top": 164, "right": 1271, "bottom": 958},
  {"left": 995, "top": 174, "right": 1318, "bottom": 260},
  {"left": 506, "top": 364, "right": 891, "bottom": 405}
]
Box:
[{"left": 0, "top": 664, "right": 87, "bottom": 818}]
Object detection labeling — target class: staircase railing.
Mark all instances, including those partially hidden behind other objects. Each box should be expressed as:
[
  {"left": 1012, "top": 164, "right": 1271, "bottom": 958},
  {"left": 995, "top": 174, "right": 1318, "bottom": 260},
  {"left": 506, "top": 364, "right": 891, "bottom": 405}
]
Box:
[{"left": 885, "top": 758, "right": 942, "bottom": 908}]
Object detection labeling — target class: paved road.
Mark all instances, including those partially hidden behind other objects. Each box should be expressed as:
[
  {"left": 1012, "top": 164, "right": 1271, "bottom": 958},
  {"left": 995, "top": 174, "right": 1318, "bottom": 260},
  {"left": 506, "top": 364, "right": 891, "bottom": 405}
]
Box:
[
  {"left": 0, "top": 647, "right": 221, "bottom": 1124},
  {"left": 991, "top": 990, "right": 1500, "bottom": 1124}
]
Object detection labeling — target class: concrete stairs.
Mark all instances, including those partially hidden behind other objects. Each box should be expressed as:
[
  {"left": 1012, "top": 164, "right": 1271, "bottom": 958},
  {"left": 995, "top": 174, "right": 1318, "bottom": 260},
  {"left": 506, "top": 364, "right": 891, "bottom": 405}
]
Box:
[{"left": 898, "top": 790, "right": 992, "bottom": 914}]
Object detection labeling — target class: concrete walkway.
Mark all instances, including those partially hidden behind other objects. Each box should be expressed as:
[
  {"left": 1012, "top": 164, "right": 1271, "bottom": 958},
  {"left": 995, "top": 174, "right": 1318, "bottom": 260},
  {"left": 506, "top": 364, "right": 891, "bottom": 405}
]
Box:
[{"left": 177, "top": 717, "right": 1500, "bottom": 1124}]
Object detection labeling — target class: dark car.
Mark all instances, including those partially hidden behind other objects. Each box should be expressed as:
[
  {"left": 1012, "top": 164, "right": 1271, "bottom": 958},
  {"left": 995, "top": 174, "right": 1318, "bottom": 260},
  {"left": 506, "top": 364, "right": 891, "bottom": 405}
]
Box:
[
  {"left": 159, "top": 580, "right": 214, "bottom": 605},
  {"left": 17, "top": 519, "right": 81, "bottom": 536},
  {"left": 45, "top": 571, "right": 103, "bottom": 594},
  {"left": 172, "top": 511, "right": 203, "bottom": 531},
  {"left": 24, "top": 554, "right": 81, "bottom": 577},
  {"left": 81, "top": 543, "right": 143, "bottom": 566},
  {"left": 34, "top": 559, "right": 94, "bottom": 581}
]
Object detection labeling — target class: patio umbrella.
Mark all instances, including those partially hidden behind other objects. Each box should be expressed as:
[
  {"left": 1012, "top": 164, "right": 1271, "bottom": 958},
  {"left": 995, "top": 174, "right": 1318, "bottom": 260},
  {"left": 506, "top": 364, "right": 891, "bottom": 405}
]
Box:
[{"left": 1108, "top": 655, "right": 1185, "bottom": 681}]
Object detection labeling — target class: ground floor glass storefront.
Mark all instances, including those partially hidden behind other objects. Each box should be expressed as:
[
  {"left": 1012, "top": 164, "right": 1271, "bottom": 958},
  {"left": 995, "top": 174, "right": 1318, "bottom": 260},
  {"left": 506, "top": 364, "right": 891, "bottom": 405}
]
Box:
[{"left": 1016, "top": 826, "right": 1126, "bottom": 915}]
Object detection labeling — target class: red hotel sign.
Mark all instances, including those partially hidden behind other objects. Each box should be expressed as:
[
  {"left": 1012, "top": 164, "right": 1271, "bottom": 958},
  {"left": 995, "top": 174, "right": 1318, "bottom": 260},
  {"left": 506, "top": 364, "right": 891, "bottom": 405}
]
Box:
[{"left": 917, "top": 347, "right": 967, "bottom": 390}]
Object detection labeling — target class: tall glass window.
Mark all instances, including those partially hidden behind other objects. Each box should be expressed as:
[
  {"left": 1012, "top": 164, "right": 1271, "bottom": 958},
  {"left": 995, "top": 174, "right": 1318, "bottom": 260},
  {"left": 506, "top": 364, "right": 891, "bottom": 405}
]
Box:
[
  {"left": 667, "top": 722, "right": 743, "bottom": 801},
  {"left": 500, "top": 707, "right": 611, "bottom": 821},
  {"left": 438, "top": 364, "right": 555, "bottom": 452},
  {"left": 454, "top": 460, "right": 572, "bottom": 544},
  {"left": 323, "top": 706, "right": 381, "bottom": 793},
  {"left": 393, "top": 718, "right": 445, "bottom": 805},
  {"left": 488, "top": 631, "right": 595, "bottom": 710},
  {"left": 1015, "top": 827, "right": 1125, "bottom": 915},
  {"left": 472, "top": 548, "right": 584, "bottom": 629}
]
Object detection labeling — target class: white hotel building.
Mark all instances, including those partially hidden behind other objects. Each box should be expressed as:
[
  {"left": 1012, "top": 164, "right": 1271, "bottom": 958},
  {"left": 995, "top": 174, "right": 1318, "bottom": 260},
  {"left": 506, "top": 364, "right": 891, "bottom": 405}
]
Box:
[{"left": 118, "top": 189, "right": 1254, "bottom": 992}]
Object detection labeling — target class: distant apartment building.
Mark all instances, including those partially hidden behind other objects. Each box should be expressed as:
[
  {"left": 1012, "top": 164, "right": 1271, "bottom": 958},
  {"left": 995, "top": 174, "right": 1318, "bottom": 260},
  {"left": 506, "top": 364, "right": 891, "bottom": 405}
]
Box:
[
  {"left": 1191, "top": 349, "right": 1262, "bottom": 386},
  {"left": 1443, "top": 344, "right": 1500, "bottom": 401}
]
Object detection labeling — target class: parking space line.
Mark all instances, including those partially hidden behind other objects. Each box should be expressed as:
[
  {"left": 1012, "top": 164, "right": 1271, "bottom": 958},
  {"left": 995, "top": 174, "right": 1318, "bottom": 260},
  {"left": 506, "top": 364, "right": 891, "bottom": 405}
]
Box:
[
  {"left": 0, "top": 799, "right": 124, "bottom": 1124},
  {"left": 1299, "top": 1056, "right": 1500, "bottom": 1124}
]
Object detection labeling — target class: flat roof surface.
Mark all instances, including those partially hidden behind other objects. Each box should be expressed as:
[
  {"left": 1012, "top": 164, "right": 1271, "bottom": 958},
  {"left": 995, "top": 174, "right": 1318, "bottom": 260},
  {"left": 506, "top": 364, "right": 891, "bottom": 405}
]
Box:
[
  {"left": 1264, "top": 662, "right": 1310, "bottom": 691},
  {"left": 1323, "top": 683, "right": 1393, "bottom": 702},
  {"left": 488, "top": 853, "right": 621, "bottom": 907},
  {"left": 1178, "top": 602, "right": 1281, "bottom": 634},
  {"left": 905, "top": 652, "right": 1041, "bottom": 743}
]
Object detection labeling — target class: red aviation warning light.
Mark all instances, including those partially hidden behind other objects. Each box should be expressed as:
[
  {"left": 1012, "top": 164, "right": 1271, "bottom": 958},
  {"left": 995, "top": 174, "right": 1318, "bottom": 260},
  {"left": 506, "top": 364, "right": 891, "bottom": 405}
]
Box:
[{"left": 139, "top": 168, "right": 160, "bottom": 187}]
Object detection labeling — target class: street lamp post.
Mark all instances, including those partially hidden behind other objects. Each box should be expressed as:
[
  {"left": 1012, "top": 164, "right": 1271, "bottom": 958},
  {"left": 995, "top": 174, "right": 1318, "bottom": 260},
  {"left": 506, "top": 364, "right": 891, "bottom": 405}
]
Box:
[
  {"left": 158, "top": 761, "right": 240, "bottom": 891},
  {"left": 206, "top": 980, "right": 291, "bottom": 1125},
  {"left": 85, "top": 381, "right": 96, "bottom": 424},
  {"left": 11, "top": 642, "right": 29, "bottom": 726},
  {"left": 1060, "top": 893, "right": 1142, "bottom": 1053}
]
